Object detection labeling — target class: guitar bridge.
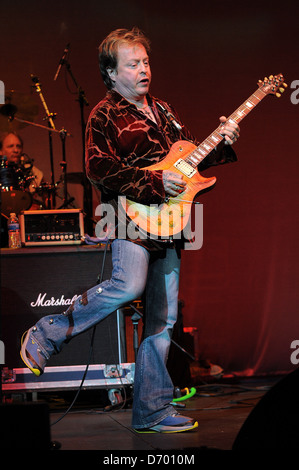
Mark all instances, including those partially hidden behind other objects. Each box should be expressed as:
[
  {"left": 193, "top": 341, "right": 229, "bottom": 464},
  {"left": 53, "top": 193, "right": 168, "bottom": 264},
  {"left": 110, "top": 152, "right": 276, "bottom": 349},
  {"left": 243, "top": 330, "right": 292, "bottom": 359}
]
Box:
[{"left": 174, "top": 158, "right": 196, "bottom": 178}]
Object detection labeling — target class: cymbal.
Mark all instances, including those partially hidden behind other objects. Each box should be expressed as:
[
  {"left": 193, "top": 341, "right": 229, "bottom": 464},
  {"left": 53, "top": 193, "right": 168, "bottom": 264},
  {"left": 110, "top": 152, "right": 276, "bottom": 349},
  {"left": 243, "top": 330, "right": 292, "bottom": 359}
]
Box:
[{"left": 0, "top": 90, "right": 39, "bottom": 132}]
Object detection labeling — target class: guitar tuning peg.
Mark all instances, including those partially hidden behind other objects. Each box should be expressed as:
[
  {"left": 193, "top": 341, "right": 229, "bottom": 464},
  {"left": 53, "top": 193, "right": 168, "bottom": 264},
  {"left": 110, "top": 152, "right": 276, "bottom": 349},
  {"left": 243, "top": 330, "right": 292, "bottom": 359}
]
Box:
[
  {"left": 264, "top": 77, "right": 269, "bottom": 81},
  {"left": 269, "top": 75, "right": 273, "bottom": 79},
  {"left": 276, "top": 92, "right": 281, "bottom": 98},
  {"left": 279, "top": 87, "right": 285, "bottom": 93},
  {"left": 283, "top": 82, "right": 288, "bottom": 88}
]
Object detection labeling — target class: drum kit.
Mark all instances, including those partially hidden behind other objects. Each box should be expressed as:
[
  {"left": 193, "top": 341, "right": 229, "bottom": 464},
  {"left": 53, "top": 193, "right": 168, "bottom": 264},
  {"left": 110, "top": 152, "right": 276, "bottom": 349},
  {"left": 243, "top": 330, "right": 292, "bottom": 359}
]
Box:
[
  {"left": 0, "top": 90, "right": 41, "bottom": 217},
  {"left": 0, "top": 89, "right": 78, "bottom": 250},
  {"left": 0, "top": 47, "right": 93, "bottom": 241},
  {"left": 0, "top": 89, "right": 76, "bottom": 246},
  {"left": 0, "top": 156, "right": 34, "bottom": 217}
]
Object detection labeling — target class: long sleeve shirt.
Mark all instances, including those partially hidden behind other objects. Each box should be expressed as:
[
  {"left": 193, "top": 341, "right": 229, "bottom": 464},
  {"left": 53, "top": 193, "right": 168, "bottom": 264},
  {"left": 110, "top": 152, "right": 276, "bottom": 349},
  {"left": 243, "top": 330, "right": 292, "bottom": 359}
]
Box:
[{"left": 85, "top": 89, "right": 237, "bottom": 247}]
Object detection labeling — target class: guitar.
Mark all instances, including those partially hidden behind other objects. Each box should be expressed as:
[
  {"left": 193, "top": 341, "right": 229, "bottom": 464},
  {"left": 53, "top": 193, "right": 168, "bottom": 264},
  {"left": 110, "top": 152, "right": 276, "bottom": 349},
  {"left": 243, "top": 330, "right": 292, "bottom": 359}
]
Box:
[{"left": 120, "top": 74, "right": 287, "bottom": 238}]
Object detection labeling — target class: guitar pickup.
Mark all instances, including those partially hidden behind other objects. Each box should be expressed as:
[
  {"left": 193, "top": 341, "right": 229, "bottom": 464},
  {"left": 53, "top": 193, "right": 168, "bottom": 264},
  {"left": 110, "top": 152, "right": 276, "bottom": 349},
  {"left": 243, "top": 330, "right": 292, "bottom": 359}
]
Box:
[{"left": 174, "top": 158, "right": 196, "bottom": 178}]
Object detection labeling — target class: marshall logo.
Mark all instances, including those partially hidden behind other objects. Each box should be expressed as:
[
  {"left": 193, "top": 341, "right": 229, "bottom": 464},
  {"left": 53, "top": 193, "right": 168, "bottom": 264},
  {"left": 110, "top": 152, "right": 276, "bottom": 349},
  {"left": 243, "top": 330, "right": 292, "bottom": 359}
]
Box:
[{"left": 31, "top": 292, "right": 80, "bottom": 308}]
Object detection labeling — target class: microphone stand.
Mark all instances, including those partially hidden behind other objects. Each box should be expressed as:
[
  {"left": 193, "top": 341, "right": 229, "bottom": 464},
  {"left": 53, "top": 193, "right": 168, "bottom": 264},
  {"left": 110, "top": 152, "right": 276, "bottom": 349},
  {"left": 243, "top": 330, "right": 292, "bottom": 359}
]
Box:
[
  {"left": 31, "top": 75, "right": 57, "bottom": 209},
  {"left": 31, "top": 75, "right": 74, "bottom": 209},
  {"left": 58, "top": 58, "right": 93, "bottom": 233},
  {"left": 59, "top": 129, "right": 68, "bottom": 208},
  {"left": 56, "top": 129, "right": 75, "bottom": 209}
]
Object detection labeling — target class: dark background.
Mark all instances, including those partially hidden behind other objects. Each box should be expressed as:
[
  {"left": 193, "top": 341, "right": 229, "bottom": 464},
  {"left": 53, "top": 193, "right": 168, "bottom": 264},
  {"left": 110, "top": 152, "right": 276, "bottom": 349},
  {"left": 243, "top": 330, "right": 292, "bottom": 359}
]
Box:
[{"left": 1, "top": 0, "right": 298, "bottom": 376}]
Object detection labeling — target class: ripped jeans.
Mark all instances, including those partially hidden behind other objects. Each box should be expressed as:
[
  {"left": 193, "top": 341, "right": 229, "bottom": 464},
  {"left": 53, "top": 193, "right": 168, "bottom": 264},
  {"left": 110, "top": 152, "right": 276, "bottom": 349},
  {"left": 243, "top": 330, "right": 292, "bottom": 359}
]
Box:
[{"left": 28, "top": 239, "right": 181, "bottom": 428}]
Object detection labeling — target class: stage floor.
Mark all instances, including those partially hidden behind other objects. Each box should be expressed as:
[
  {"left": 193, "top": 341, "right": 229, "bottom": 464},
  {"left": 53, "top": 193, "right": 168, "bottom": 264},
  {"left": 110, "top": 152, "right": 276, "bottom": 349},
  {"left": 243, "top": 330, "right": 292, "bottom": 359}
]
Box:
[{"left": 42, "top": 376, "right": 280, "bottom": 453}]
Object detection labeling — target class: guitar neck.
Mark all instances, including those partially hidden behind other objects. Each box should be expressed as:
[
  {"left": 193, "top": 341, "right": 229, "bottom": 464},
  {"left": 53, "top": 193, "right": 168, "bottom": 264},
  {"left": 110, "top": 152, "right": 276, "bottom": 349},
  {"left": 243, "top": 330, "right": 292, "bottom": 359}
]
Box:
[{"left": 186, "top": 86, "right": 268, "bottom": 167}]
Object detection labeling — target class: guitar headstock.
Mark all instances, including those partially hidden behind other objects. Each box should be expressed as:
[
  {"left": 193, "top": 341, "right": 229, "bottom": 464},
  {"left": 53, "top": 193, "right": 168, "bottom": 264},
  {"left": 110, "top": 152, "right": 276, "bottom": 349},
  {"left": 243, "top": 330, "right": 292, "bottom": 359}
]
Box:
[{"left": 258, "top": 74, "right": 287, "bottom": 97}]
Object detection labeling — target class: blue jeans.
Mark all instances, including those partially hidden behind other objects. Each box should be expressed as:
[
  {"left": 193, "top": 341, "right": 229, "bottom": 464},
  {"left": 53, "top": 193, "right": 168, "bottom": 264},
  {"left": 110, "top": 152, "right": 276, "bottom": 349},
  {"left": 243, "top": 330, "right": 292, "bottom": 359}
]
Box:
[{"left": 29, "top": 239, "right": 181, "bottom": 428}]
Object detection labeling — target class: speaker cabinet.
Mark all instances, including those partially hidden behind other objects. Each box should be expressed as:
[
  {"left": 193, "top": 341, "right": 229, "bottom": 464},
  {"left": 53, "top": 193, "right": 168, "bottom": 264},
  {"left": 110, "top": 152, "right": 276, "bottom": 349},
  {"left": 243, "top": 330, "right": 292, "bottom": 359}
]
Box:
[
  {"left": 0, "top": 245, "right": 127, "bottom": 369},
  {"left": 0, "top": 402, "right": 51, "bottom": 449},
  {"left": 233, "top": 368, "right": 299, "bottom": 449}
]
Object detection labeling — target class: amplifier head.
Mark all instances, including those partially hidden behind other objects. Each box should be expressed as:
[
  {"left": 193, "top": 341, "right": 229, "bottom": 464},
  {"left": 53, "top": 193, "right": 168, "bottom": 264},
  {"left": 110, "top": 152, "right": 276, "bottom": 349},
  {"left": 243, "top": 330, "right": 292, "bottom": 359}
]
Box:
[{"left": 19, "top": 209, "right": 84, "bottom": 246}]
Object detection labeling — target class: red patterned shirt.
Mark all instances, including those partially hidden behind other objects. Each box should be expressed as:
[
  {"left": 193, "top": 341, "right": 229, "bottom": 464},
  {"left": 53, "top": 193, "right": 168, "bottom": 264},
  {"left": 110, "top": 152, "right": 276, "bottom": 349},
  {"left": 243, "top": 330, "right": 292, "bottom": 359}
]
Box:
[
  {"left": 86, "top": 90, "right": 236, "bottom": 205},
  {"left": 85, "top": 90, "right": 237, "bottom": 247}
]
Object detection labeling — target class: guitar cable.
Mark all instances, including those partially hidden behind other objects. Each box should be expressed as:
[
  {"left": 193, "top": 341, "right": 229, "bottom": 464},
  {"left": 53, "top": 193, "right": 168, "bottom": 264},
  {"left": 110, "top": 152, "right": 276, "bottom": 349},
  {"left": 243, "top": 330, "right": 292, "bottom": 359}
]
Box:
[{"left": 50, "top": 230, "right": 115, "bottom": 427}]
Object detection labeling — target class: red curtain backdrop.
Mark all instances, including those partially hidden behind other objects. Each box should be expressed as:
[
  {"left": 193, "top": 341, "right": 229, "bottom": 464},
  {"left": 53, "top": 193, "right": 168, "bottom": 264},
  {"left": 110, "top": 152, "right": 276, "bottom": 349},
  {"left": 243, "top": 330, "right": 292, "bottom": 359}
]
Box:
[{"left": 1, "top": 0, "right": 298, "bottom": 376}]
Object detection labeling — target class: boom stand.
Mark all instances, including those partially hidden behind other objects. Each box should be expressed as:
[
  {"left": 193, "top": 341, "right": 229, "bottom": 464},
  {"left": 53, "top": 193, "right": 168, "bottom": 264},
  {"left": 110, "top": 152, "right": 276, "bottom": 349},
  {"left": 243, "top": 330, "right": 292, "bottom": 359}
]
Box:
[
  {"left": 30, "top": 75, "right": 74, "bottom": 209},
  {"left": 31, "top": 75, "right": 57, "bottom": 208},
  {"left": 57, "top": 129, "right": 74, "bottom": 209},
  {"left": 63, "top": 59, "right": 93, "bottom": 233}
]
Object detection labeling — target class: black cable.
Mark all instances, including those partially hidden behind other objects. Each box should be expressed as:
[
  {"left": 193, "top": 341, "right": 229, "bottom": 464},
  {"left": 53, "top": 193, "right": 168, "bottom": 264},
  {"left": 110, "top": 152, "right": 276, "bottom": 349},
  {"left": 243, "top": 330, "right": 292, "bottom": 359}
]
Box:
[
  {"left": 50, "top": 239, "right": 111, "bottom": 426},
  {"left": 50, "top": 325, "right": 97, "bottom": 426}
]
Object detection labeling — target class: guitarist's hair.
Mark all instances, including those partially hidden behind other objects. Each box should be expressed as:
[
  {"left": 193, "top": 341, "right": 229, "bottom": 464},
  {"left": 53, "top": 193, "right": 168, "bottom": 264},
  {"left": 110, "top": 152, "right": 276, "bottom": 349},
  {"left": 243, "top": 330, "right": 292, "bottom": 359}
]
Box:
[{"left": 98, "top": 27, "right": 151, "bottom": 90}]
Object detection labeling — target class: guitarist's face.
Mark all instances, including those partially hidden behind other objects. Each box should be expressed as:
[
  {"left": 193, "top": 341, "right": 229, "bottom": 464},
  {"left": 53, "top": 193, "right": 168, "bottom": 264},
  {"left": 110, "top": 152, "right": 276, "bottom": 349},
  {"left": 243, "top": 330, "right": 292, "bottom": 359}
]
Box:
[{"left": 108, "top": 43, "right": 151, "bottom": 103}]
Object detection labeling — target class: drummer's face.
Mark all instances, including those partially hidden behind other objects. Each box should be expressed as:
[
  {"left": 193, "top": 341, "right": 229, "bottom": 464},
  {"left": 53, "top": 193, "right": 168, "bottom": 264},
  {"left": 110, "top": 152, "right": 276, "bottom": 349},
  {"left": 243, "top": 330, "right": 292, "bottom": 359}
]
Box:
[{"left": 0, "top": 134, "right": 23, "bottom": 164}]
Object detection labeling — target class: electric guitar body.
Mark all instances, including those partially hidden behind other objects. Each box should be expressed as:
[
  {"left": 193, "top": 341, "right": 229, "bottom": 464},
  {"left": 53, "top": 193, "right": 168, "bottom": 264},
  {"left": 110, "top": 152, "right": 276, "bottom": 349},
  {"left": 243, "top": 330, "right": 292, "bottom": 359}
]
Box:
[
  {"left": 120, "top": 74, "right": 287, "bottom": 239},
  {"left": 121, "top": 140, "right": 216, "bottom": 238}
]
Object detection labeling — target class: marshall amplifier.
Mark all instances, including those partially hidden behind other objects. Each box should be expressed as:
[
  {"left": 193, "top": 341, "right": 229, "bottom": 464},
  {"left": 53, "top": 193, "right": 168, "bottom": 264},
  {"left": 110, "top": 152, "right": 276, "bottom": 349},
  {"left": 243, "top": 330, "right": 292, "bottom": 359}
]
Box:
[
  {"left": 19, "top": 209, "right": 84, "bottom": 246},
  {"left": 0, "top": 245, "right": 129, "bottom": 372}
]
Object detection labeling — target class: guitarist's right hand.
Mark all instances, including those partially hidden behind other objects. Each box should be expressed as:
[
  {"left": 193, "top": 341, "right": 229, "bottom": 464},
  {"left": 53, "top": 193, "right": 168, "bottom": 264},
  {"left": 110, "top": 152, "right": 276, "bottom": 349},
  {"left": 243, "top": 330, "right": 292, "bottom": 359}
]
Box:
[{"left": 162, "top": 170, "right": 187, "bottom": 197}]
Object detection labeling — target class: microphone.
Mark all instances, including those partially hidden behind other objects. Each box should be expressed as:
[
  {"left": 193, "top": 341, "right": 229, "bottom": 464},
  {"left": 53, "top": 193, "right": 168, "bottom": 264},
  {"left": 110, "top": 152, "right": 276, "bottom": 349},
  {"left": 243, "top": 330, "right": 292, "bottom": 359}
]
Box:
[
  {"left": 166, "top": 111, "right": 182, "bottom": 131},
  {"left": 54, "top": 43, "right": 70, "bottom": 81},
  {"left": 156, "top": 101, "right": 182, "bottom": 131}
]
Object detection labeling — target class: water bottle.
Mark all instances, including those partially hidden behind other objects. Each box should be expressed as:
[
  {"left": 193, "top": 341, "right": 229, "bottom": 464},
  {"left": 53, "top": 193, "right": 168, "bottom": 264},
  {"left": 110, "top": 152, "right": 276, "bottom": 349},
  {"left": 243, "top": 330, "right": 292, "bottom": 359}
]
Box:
[{"left": 7, "top": 213, "right": 21, "bottom": 249}]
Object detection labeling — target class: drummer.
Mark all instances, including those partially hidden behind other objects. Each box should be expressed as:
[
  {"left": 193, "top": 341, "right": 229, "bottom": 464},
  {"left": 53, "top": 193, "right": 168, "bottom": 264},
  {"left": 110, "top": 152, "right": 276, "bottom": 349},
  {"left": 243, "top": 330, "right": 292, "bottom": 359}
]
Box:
[{"left": 0, "top": 131, "right": 44, "bottom": 192}]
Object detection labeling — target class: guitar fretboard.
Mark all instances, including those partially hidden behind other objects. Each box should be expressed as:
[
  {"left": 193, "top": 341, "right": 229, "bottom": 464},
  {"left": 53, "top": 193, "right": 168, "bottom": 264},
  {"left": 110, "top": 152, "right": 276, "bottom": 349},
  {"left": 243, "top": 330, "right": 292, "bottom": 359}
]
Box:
[{"left": 185, "top": 86, "right": 269, "bottom": 168}]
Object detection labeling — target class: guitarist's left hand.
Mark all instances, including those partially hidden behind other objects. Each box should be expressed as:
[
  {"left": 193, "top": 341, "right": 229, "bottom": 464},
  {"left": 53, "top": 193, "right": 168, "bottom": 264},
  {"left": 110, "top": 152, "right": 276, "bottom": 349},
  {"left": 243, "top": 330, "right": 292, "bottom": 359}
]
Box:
[{"left": 219, "top": 116, "right": 240, "bottom": 145}]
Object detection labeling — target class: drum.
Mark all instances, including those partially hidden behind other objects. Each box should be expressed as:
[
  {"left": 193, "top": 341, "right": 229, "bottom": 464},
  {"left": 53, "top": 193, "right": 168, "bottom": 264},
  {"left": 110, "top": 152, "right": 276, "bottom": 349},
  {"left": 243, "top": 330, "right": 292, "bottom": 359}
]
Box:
[
  {"left": 0, "top": 158, "right": 32, "bottom": 217},
  {"left": 0, "top": 158, "right": 21, "bottom": 190}
]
